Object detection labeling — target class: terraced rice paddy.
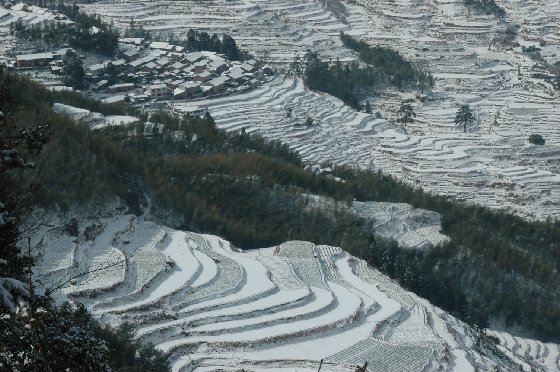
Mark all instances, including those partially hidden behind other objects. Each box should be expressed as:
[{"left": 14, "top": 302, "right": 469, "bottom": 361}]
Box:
[
  {"left": 175, "top": 75, "right": 560, "bottom": 220},
  {"left": 3, "top": 0, "right": 558, "bottom": 219},
  {"left": 72, "top": 0, "right": 560, "bottom": 220},
  {"left": 34, "top": 215, "right": 559, "bottom": 371}
]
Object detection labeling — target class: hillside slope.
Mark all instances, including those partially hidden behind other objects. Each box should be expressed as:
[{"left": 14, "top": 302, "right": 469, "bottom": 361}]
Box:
[
  {"left": 33, "top": 214, "right": 560, "bottom": 372},
  {"left": 78, "top": 0, "right": 560, "bottom": 220}
]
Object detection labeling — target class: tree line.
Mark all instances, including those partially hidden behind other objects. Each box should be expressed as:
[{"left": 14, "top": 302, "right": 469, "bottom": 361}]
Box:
[
  {"left": 170, "top": 29, "right": 249, "bottom": 61},
  {"left": 11, "top": 2, "right": 119, "bottom": 56},
  {"left": 0, "top": 67, "right": 169, "bottom": 371},
  {"left": 463, "top": 0, "right": 506, "bottom": 18},
  {"left": 2, "top": 67, "right": 560, "bottom": 350},
  {"left": 295, "top": 50, "right": 378, "bottom": 109},
  {"left": 340, "top": 32, "right": 433, "bottom": 90}
]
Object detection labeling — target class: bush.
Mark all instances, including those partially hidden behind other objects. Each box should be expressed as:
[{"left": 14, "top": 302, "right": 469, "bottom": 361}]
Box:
[{"left": 528, "top": 134, "right": 545, "bottom": 145}]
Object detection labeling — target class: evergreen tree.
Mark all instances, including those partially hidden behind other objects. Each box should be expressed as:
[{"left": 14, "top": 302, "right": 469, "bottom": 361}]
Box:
[
  {"left": 103, "top": 61, "right": 118, "bottom": 85},
  {"left": 528, "top": 134, "right": 545, "bottom": 145},
  {"left": 221, "top": 34, "right": 240, "bottom": 60},
  {"left": 187, "top": 29, "right": 198, "bottom": 51},
  {"left": 197, "top": 31, "right": 211, "bottom": 50},
  {"left": 396, "top": 99, "right": 416, "bottom": 132},
  {"left": 210, "top": 33, "right": 222, "bottom": 53},
  {"left": 62, "top": 49, "right": 85, "bottom": 89},
  {"left": 455, "top": 104, "right": 475, "bottom": 133}
]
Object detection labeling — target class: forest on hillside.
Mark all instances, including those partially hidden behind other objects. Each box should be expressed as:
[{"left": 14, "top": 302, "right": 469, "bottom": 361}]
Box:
[{"left": 1, "top": 67, "right": 559, "bottom": 348}]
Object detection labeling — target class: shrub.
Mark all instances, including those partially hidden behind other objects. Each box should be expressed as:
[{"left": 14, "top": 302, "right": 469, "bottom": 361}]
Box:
[{"left": 528, "top": 134, "right": 545, "bottom": 145}]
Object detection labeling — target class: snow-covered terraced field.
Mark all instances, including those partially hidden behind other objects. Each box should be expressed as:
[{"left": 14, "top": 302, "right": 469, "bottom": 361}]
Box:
[
  {"left": 71, "top": 0, "right": 560, "bottom": 220},
  {"left": 3, "top": 0, "right": 559, "bottom": 219},
  {"left": 175, "top": 75, "right": 560, "bottom": 220},
  {"left": 487, "top": 330, "right": 560, "bottom": 372},
  {"left": 33, "top": 215, "right": 559, "bottom": 371}
]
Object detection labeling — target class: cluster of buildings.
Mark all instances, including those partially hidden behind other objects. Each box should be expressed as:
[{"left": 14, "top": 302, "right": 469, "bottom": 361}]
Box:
[
  {"left": 87, "top": 39, "right": 273, "bottom": 104},
  {"left": 13, "top": 37, "right": 272, "bottom": 105},
  {"left": 15, "top": 47, "right": 76, "bottom": 74}
]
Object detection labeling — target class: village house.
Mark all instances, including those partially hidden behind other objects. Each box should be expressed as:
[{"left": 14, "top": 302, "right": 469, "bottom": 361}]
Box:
[
  {"left": 155, "top": 57, "right": 171, "bottom": 67},
  {"left": 183, "top": 52, "right": 205, "bottom": 65},
  {"left": 169, "top": 61, "right": 184, "bottom": 71},
  {"left": 50, "top": 65, "right": 62, "bottom": 75},
  {"left": 169, "top": 79, "right": 184, "bottom": 89},
  {"left": 173, "top": 87, "right": 188, "bottom": 100},
  {"left": 240, "top": 60, "right": 257, "bottom": 73},
  {"left": 248, "top": 78, "right": 259, "bottom": 88},
  {"left": 85, "top": 62, "right": 107, "bottom": 75},
  {"left": 128, "top": 55, "right": 157, "bottom": 72},
  {"left": 208, "top": 58, "right": 228, "bottom": 74},
  {"left": 179, "top": 81, "right": 202, "bottom": 97},
  {"left": 200, "top": 84, "right": 213, "bottom": 96},
  {"left": 139, "top": 61, "right": 159, "bottom": 73},
  {"left": 94, "top": 80, "right": 109, "bottom": 91},
  {"left": 121, "top": 48, "right": 140, "bottom": 62},
  {"left": 107, "top": 83, "right": 135, "bottom": 94},
  {"left": 208, "top": 75, "right": 229, "bottom": 94},
  {"left": 112, "top": 59, "right": 128, "bottom": 72},
  {"left": 147, "top": 83, "right": 171, "bottom": 99},
  {"left": 228, "top": 67, "right": 245, "bottom": 83},
  {"left": 16, "top": 52, "right": 54, "bottom": 68},
  {"left": 194, "top": 70, "right": 212, "bottom": 83},
  {"left": 192, "top": 60, "right": 207, "bottom": 73},
  {"left": 102, "top": 95, "right": 126, "bottom": 104},
  {"left": 149, "top": 41, "right": 170, "bottom": 50},
  {"left": 128, "top": 93, "right": 150, "bottom": 103}
]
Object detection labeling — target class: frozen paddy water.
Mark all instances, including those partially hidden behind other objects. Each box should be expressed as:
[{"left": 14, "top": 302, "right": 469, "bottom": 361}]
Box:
[{"left": 34, "top": 215, "right": 559, "bottom": 371}]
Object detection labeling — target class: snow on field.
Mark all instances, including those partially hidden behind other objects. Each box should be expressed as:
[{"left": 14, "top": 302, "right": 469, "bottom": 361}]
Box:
[
  {"left": 3, "top": 0, "right": 558, "bottom": 219},
  {"left": 71, "top": 0, "right": 558, "bottom": 221},
  {"left": 101, "top": 115, "right": 139, "bottom": 127},
  {"left": 53, "top": 103, "right": 140, "bottom": 129},
  {"left": 487, "top": 329, "right": 560, "bottom": 372},
  {"left": 353, "top": 201, "right": 450, "bottom": 249},
  {"left": 173, "top": 74, "right": 560, "bottom": 221},
  {"left": 32, "top": 215, "right": 558, "bottom": 371}
]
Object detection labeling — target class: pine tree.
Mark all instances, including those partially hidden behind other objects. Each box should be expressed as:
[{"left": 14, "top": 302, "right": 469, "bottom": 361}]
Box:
[
  {"left": 221, "top": 34, "right": 240, "bottom": 60},
  {"left": 455, "top": 104, "right": 475, "bottom": 133},
  {"left": 210, "top": 33, "right": 222, "bottom": 53},
  {"left": 103, "top": 61, "right": 118, "bottom": 85},
  {"left": 62, "top": 49, "right": 84, "bottom": 89},
  {"left": 396, "top": 99, "right": 416, "bottom": 132}
]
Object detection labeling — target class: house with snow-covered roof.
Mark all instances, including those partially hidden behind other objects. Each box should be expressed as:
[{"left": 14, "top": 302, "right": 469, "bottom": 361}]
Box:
[
  {"left": 208, "top": 75, "right": 229, "bottom": 93},
  {"left": 107, "top": 83, "right": 135, "bottom": 94},
  {"left": 147, "top": 83, "right": 170, "bottom": 99},
  {"left": 192, "top": 60, "right": 208, "bottom": 73},
  {"left": 194, "top": 70, "right": 212, "bottom": 83},
  {"left": 16, "top": 52, "right": 54, "bottom": 68},
  {"left": 228, "top": 67, "right": 245, "bottom": 82},
  {"left": 183, "top": 52, "right": 205, "bottom": 65},
  {"left": 149, "top": 41, "right": 170, "bottom": 50},
  {"left": 173, "top": 82, "right": 202, "bottom": 99},
  {"left": 208, "top": 59, "right": 228, "bottom": 74}
]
